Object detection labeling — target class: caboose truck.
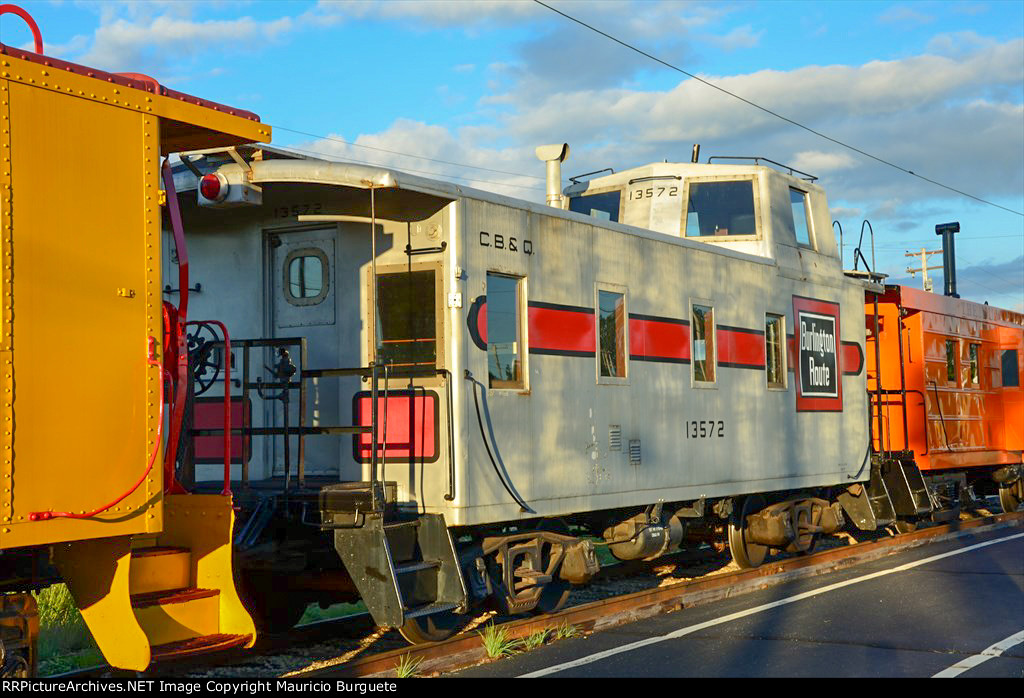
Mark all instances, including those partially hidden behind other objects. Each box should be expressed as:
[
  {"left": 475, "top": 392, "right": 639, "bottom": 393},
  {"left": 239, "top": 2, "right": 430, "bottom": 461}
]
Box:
[
  {"left": 0, "top": 7, "right": 269, "bottom": 675},
  {"left": 166, "top": 137, "right": 1015, "bottom": 644}
]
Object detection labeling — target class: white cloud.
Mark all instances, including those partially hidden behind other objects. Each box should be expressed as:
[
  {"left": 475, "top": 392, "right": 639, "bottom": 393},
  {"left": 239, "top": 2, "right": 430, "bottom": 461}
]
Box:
[{"left": 705, "top": 25, "right": 763, "bottom": 51}]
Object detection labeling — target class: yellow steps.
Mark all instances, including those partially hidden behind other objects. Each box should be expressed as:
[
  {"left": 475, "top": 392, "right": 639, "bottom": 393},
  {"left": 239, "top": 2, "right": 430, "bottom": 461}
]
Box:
[
  {"left": 54, "top": 494, "right": 256, "bottom": 671},
  {"left": 129, "top": 547, "right": 191, "bottom": 595}
]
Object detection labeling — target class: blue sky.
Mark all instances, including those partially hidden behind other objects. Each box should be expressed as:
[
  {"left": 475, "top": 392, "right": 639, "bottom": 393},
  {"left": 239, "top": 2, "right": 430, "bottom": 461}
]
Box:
[{"left": 7, "top": 1, "right": 1024, "bottom": 308}]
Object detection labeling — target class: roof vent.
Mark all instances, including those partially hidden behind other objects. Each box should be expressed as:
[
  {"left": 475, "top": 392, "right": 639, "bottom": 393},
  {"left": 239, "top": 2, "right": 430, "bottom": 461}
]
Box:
[{"left": 536, "top": 143, "right": 570, "bottom": 208}]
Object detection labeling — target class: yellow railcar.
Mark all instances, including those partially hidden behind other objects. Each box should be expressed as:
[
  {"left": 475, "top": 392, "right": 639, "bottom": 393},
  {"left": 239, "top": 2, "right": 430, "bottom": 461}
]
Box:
[{"left": 0, "top": 6, "right": 269, "bottom": 674}]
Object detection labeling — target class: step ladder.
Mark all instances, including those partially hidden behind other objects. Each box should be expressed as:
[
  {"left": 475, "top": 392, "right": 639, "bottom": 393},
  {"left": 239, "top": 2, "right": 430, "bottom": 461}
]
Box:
[
  {"left": 323, "top": 482, "right": 466, "bottom": 633},
  {"left": 53, "top": 494, "right": 255, "bottom": 671}
]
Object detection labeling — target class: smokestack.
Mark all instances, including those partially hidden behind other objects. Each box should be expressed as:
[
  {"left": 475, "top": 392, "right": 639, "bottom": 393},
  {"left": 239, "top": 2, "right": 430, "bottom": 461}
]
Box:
[
  {"left": 691, "top": 144, "right": 701, "bottom": 163},
  {"left": 535, "top": 143, "right": 570, "bottom": 208},
  {"left": 935, "top": 221, "right": 960, "bottom": 298}
]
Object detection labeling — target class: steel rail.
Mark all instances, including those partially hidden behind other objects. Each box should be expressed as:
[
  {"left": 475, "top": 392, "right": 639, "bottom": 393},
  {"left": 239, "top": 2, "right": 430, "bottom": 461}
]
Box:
[
  {"left": 297, "top": 511, "right": 1024, "bottom": 679},
  {"left": 49, "top": 511, "right": 1022, "bottom": 680}
]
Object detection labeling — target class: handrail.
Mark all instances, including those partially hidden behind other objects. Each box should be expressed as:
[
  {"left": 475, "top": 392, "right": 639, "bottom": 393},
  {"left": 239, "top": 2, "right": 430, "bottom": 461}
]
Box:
[
  {"left": 186, "top": 320, "right": 232, "bottom": 496},
  {"left": 706, "top": 155, "right": 817, "bottom": 181},
  {"left": 0, "top": 4, "right": 43, "bottom": 54}
]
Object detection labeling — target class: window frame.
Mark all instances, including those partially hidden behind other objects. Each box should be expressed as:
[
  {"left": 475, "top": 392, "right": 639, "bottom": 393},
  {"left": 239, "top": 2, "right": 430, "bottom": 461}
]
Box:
[
  {"left": 945, "top": 338, "right": 958, "bottom": 386},
  {"left": 367, "top": 261, "right": 445, "bottom": 377},
  {"left": 568, "top": 185, "right": 625, "bottom": 223},
  {"left": 283, "top": 247, "right": 330, "bottom": 307},
  {"left": 486, "top": 271, "right": 528, "bottom": 391},
  {"left": 1002, "top": 349, "right": 1020, "bottom": 388},
  {"left": 968, "top": 342, "right": 981, "bottom": 387},
  {"left": 788, "top": 187, "right": 815, "bottom": 249},
  {"left": 595, "top": 282, "right": 629, "bottom": 386},
  {"left": 680, "top": 175, "right": 762, "bottom": 241},
  {"left": 690, "top": 298, "right": 717, "bottom": 388},
  {"left": 765, "top": 313, "right": 787, "bottom": 390}
]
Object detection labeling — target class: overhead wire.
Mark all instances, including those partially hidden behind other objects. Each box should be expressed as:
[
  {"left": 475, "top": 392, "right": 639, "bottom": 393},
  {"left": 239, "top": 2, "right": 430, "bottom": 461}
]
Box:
[{"left": 534, "top": 0, "right": 1024, "bottom": 218}]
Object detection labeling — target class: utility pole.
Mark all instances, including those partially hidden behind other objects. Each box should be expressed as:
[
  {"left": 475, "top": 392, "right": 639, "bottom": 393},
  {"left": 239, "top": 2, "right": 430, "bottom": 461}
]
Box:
[{"left": 905, "top": 248, "right": 942, "bottom": 292}]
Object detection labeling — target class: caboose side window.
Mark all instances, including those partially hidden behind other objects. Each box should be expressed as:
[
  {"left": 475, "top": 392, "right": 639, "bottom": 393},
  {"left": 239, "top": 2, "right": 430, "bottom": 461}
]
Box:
[
  {"left": 1003, "top": 350, "right": 1020, "bottom": 387},
  {"left": 376, "top": 270, "right": 437, "bottom": 368},
  {"left": 684, "top": 180, "right": 756, "bottom": 238},
  {"left": 569, "top": 191, "right": 621, "bottom": 222},
  {"left": 945, "top": 339, "right": 957, "bottom": 385},
  {"left": 969, "top": 343, "right": 980, "bottom": 386},
  {"left": 765, "top": 314, "right": 786, "bottom": 389},
  {"left": 487, "top": 273, "right": 524, "bottom": 389},
  {"left": 789, "top": 188, "right": 813, "bottom": 247},
  {"left": 597, "top": 287, "right": 627, "bottom": 381},
  {"left": 692, "top": 303, "right": 716, "bottom": 383}
]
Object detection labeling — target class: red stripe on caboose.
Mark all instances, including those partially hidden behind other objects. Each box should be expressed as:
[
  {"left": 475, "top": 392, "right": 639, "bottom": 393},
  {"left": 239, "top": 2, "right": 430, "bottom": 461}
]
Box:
[
  {"left": 716, "top": 327, "right": 766, "bottom": 368},
  {"left": 629, "top": 315, "right": 690, "bottom": 362},
  {"left": 841, "top": 341, "right": 864, "bottom": 375},
  {"left": 527, "top": 303, "right": 596, "bottom": 354}
]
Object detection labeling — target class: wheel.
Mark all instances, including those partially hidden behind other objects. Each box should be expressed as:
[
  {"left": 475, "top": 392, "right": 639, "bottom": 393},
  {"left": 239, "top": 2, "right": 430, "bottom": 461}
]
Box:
[
  {"left": 999, "top": 481, "right": 1022, "bottom": 514},
  {"left": 728, "top": 494, "right": 768, "bottom": 569},
  {"left": 398, "top": 609, "right": 462, "bottom": 644}
]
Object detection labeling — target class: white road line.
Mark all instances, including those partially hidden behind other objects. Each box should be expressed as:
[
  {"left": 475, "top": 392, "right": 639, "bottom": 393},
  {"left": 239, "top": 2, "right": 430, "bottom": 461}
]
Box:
[
  {"left": 519, "top": 530, "right": 1024, "bottom": 678},
  {"left": 932, "top": 629, "right": 1024, "bottom": 678}
]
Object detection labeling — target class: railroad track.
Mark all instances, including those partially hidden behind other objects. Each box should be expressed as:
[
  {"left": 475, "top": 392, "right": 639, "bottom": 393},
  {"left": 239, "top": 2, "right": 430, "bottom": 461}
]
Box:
[{"left": 51, "top": 508, "right": 1022, "bottom": 680}]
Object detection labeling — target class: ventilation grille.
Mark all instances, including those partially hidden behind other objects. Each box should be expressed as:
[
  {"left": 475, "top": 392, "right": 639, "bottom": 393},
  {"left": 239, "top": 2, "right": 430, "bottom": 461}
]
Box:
[
  {"left": 628, "top": 439, "right": 641, "bottom": 466},
  {"left": 609, "top": 425, "right": 622, "bottom": 451}
]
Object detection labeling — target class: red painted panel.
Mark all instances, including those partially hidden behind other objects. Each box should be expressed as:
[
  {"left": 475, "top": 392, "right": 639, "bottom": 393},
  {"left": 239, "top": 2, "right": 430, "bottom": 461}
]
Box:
[
  {"left": 717, "top": 328, "right": 765, "bottom": 367},
  {"left": 528, "top": 305, "right": 596, "bottom": 354},
  {"left": 354, "top": 392, "right": 438, "bottom": 462},
  {"left": 841, "top": 341, "right": 864, "bottom": 375},
  {"left": 629, "top": 317, "right": 689, "bottom": 361},
  {"left": 194, "top": 398, "right": 250, "bottom": 464}
]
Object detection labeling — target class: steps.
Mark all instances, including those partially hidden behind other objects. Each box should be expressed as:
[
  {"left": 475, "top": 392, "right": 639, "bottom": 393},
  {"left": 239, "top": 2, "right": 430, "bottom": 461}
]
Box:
[
  {"left": 324, "top": 483, "right": 466, "bottom": 633},
  {"left": 54, "top": 494, "right": 256, "bottom": 671}
]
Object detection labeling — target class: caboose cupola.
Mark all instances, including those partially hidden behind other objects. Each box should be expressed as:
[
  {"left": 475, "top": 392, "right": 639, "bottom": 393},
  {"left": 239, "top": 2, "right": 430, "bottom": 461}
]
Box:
[{"left": 563, "top": 155, "right": 838, "bottom": 264}]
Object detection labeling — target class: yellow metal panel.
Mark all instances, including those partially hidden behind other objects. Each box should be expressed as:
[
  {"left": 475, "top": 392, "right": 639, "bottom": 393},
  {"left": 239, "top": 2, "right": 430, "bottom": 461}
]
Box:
[
  {"left": 0, "top": 53, "right": 270, "bottom": 151},
  {"left": 53, "top": 536, "right": 151, "bottom": 671},
  {"left": 129, "top": 548, "right": 191, "bottom": 596},
  {"left": 2, "top": 83, "right": 162, "bottom": 548},
  {"left": 1, "top": 78, "right": 12, "bottom": 536},
  {"left": 159, "top": 495, "right": 256, "bottom": 647},
  {"left": 133, "top": 592, "right": 220, "bottom": 646}
]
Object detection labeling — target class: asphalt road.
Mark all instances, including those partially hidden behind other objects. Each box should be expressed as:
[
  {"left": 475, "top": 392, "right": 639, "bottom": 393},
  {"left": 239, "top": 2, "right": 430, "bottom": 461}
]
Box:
[{"left": 455, "top": 526, "right": 1024, "bottom": 678}]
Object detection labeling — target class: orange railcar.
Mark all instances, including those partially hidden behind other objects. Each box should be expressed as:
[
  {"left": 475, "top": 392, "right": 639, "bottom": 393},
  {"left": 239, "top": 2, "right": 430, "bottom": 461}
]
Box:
[{"left": 867, "top": 285, "right": 1023, "bottom": 507}]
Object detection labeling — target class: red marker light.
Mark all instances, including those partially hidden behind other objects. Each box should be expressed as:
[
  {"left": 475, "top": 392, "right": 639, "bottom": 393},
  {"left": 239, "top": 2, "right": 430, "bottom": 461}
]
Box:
[{"left": 200, "top": 173, "right": 225, "bottom": 202}]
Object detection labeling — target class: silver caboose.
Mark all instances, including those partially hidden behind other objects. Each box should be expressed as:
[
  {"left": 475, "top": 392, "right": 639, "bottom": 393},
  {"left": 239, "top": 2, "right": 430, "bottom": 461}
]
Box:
[{"left": 168, "top": 144, "right": 878, "bottom": 641}]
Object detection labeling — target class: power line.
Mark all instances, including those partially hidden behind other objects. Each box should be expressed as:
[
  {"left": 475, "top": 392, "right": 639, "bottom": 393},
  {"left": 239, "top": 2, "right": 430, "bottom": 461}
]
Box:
[
  {"left": 534, "top": 0, "right": 1024, "bottom": 218},
  {"left": 270, "top": 124, "right": 546, "bottom": 182}
]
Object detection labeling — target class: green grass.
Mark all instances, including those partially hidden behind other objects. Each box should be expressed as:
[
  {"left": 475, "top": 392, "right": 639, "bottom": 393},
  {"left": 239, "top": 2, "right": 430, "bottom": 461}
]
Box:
[
  {"left": 554, "top": 621, "right": 579, "bottom": 640},
  {"left": 34, "top": 584, "right": 101, "bottom": 676},
  {"left": 477, "top": 622, "right": 520, "bottom": 658},
  {"left": 298, "top": 600, "right": 367, "bottom": 625},
  {"left": 394, "top": 653, "right": 422, "bottom": 678},
  {"left": 521, "top": 627, "right": 552, "bottom": 651}
]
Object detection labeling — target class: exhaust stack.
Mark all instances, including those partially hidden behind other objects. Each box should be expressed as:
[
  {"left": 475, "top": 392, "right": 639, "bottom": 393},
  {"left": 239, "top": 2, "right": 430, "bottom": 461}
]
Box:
[
  {"left": 935, "top": 221, "right": 960, "bottom": 298},
  {"left": 536, "top": 143, "right": 570, "bottom": 208}
]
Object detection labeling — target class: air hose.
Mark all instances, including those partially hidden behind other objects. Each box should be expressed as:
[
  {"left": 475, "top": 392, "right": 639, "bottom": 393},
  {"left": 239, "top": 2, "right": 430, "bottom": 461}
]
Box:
[{"left": 465, "top": 370, "right": 533, "bottom": 513}]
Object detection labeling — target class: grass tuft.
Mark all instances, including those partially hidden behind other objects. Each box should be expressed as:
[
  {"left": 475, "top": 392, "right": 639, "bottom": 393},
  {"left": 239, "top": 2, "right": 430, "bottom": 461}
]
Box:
[
  {"left": 554, "top": 621, "right": 579, "bottom": 640},
  {"left": 394, "top": 653, "right": 422, "bottom": 679},
  {"left": 34, "top": 584, "right": 100, "bottom": 676},
  {"left": 521, "top": 627, "right": 552, "bottom": 650},
  {"left": 477, "top": 622, "right": 520, "bottom": 658}
]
